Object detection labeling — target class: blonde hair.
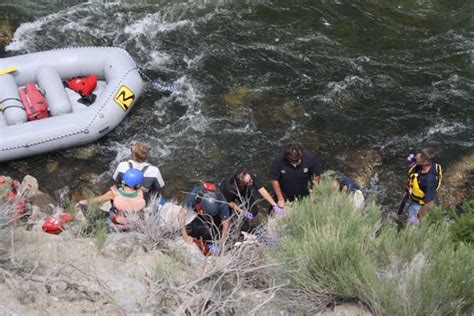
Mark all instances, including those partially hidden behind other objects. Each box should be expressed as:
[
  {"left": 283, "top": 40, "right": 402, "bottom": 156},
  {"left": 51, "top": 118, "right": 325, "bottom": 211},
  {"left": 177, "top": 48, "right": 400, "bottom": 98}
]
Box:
[{"left": 131, "top": 143, "right": 149, "bottom": 162}]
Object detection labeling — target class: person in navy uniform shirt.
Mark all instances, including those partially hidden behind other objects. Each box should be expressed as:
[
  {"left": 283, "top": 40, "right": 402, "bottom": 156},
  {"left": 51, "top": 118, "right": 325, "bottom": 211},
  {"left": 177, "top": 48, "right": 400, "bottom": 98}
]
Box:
[{"left": 269, "top": 143, "right": 323, "bottom": 206}]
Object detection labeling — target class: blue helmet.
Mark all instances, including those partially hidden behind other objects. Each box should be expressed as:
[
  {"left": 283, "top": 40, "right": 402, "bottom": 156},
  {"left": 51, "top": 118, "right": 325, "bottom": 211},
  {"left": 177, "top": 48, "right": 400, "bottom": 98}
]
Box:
[
  {"left": 123, "top": 168, "right": 144, "bottom": 188},
  {"left": 201, "top": 193, "right": 219, "bottom": 216}
]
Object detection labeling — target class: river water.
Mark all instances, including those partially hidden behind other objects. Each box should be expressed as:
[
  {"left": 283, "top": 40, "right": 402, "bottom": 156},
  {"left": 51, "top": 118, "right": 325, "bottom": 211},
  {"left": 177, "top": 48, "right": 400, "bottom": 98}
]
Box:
[{"left": 0, "top": 0, "right": 472, "bottom": 208}]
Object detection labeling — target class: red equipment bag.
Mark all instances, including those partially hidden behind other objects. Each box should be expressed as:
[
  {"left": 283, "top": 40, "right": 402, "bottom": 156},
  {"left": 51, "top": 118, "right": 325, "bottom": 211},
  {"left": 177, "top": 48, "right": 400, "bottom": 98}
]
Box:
[
  {"left": 19, "top": 83, "right": 48, "bottom": 121},
  {"left": 65, "top": 74, "right": 97, "bottom": 97},
  {"left": 42, "top": 213, "right": 73, "bottom": 235},
  {"left": 42, "top": 216, "right": 64, "bottom": 235}
]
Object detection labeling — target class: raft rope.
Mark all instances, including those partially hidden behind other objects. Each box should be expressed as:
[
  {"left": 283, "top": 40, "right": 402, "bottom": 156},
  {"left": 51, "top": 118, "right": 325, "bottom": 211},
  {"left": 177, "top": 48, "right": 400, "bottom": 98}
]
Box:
[{"left": 137, "top": 70, "right": 177, "bottom": 94}]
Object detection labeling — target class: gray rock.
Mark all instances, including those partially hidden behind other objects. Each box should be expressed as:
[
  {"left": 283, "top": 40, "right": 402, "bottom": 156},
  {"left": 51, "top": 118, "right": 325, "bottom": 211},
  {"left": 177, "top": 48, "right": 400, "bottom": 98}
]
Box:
[
  {"left": 0, "top": 20, "right": 15, "bottom": 46},
  {"left": 29, "top": 193, "right": 57, "bottom": 215},
  {"left": 439, "top": 151, "right": 474, "bottom": 208},
  {"left": 335, "top": 147, "right": 383, "bottom": 188},
  {"left": 100, "top": 232, "right": 142, "bottom": 260},
  {"left": 20, "top": 175, "right": 39, "bottom": 198}
]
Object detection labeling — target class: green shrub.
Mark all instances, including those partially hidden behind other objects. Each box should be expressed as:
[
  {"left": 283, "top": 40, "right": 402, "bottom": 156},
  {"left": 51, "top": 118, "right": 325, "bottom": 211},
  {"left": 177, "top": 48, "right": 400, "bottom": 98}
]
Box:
[
  {"left": 449, "top": 200, "right": 474, "bottom": 245},
  {"left": 273, "top": 180, "right": 474, "bottom": 315},
  {"left": 75, "top": 199, "right": 108, "bottom": 249}
]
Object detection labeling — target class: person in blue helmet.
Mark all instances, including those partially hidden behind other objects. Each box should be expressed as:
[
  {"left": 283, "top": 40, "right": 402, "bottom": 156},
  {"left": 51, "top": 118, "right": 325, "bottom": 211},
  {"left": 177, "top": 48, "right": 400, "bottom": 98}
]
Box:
[
  {"left": 179, "top": 182, "right": 231, "bottom": 247},
  {"left": 78, "top": 168, "right": 146, "bottom": 231}
]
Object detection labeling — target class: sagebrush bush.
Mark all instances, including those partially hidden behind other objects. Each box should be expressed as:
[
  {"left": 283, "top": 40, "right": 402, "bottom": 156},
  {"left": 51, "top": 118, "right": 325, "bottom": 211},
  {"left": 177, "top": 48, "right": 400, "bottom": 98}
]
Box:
[
  {"left": 272, "top": 180, "right": 474, "bottom": 315},
  {"left": 449, "top": 200, "right": 474, "bottom": 245}
]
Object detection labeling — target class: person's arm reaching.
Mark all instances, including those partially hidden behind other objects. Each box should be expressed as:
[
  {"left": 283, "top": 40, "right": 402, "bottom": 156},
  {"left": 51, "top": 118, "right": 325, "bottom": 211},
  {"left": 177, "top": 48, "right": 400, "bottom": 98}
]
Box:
[
  {"left": 79, "top": 190, "right": 114, "bottom": 205},
  {"left": 270, "top": 180, "right": 285, "bottom": 208},
  {"left": 257, "top": 186, "right": 277, "bottom": 206},
  {"left": 220, "top": 219, "right": 230, "bottom": 243},
  {"left": 179, "top": 207, "right": 194, "bottom": 244}
]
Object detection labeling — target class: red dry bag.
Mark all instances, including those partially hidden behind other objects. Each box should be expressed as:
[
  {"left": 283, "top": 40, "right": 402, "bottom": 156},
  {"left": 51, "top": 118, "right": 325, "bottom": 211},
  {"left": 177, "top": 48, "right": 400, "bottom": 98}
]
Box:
[{"left": 19, "top": 83, "right": 48, "bottom": 121}]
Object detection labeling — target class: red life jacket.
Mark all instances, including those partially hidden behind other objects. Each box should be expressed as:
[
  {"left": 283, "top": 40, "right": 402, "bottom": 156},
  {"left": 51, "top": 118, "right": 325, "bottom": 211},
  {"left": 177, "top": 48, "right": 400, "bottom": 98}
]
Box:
[
  {"left": 65, "top": 75, "right": 97, "bottom": 97},
  {"left": 19, "top": 83, "right": 48, "bottom": 121},
  {"left": 194, "top": 182, "right": 217, "bottom": 215}
]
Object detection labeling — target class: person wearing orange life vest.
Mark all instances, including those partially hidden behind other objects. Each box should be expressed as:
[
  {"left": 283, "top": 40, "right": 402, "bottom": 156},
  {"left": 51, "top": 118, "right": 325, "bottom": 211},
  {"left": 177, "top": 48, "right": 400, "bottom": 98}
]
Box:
[
  {"left": 406, "top": 148, "right": 443, "bottom": 224},
  {"left": 78, "top": 168, "right": 146, "bottom": 231}
]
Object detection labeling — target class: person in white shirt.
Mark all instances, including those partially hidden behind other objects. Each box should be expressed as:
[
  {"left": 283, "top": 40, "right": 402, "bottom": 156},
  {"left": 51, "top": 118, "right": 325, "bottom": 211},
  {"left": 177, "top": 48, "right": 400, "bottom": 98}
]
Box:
[{"left": 113, "top": 142, "right": 165, "bottom": 203}]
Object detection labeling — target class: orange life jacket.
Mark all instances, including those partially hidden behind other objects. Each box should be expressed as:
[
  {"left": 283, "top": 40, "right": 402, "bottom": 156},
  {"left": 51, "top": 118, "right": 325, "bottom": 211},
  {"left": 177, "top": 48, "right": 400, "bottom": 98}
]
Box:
[{"left": 109, "top": 186, "right": 145, "bottom": 231}]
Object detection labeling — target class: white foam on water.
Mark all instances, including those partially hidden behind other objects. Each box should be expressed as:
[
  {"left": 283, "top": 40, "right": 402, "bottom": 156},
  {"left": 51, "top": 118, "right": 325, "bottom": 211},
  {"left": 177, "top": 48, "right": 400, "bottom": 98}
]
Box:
[
  {"left": 123, "top": 12, "right": 193, "bottom": 36},
  {"left": 6, "top": 3, "right": 122, "bottom": 52},
  {"left": 183, "top": 53, "right": 205, "bottom": 68},
  {"left": 424, "top": 121, "right": 468, "bottom": 138},
  {"left": 150, "top": 75, "right": 209, "bottom": 147},
  {"left": 327, "top": 75, "right": 373, "bottom": 94},
  {"left": 95, "top": 141, "right": 132, "bottom": 182},
  {"left": 144, "top": 51, "right": 173, "bottom": 70},
  {"left": 377, "top": 120, "right": 471, "bottom": 151},
  {"left": 6, "top": 12, "right": 63, "bottom": 52},
  {"left": 321, "top": 17, "right": 332, "bottom": 27},
  {"left": 223, "top": 123, "right": 256, "bottom": 134},
  {"left": 317, "top": 75, "right": 372, "bottom": 104}
]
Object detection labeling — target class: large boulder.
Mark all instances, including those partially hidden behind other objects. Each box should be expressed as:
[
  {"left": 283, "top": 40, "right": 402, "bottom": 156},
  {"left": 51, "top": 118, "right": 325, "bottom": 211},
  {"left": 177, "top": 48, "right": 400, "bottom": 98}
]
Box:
[
  {"left": 334, "top": 147, "right": 383, "bottom": 188},
  {"left": 222, "top": 88, "right": 303, "bottom": 127},
  {"left": 222, "top": 87, "right": 253, "bottom": 121},
  {"left": 20, "top": 175, "right": 40, "bottom": 198},
  {"left": 28, "top": 192, "right": 58, "bottom": 215},
  {"left": 100, "top": 232, "right": 143, "bottom": 260},
  {"left": 0, "top": 20, "right": 15, "bottom": 46},
  {"left": 439, "top": 151, "right": 474, "bottom": 208}
]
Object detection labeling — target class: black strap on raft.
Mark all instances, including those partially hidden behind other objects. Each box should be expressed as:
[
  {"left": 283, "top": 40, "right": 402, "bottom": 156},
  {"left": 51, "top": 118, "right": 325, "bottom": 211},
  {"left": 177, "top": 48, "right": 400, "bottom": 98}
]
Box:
[
  {"left": 78, "top": 94, "right": 96, "bottom": 106},
  {"left": 63, "top": 80, "right": 97, "bottom": 106},
  {"left": 1, "top": 98, "right": 25, "bottom": 112},
  {"left": 1, "top": 105, "right": 26, "bottom": 112}
]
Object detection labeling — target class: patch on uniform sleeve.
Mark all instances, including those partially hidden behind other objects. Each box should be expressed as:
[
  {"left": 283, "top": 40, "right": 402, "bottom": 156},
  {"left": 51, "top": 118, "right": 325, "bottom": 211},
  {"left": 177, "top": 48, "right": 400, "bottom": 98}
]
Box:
[
  {"left": 303, "top": 168, "right": 309, "bottom": 173},
  {"left": 280, "top": 170, "right": 286, "bottom": 174}
]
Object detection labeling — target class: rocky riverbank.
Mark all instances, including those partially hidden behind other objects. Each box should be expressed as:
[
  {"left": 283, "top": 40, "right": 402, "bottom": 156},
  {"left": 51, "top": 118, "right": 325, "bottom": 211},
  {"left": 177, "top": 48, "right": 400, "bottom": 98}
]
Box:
[{"left": 0, "top": 173, "right": 377, "bottom": 315}]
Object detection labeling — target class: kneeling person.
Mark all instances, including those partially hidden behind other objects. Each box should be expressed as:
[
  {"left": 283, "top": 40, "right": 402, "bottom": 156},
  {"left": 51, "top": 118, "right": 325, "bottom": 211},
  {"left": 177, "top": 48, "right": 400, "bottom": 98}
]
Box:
[
  {"left": 219, "top": 170, "right": 283, "bottom": 232},
  {"left": 180, "top": 183, "right": 231, "bottom": 246}
]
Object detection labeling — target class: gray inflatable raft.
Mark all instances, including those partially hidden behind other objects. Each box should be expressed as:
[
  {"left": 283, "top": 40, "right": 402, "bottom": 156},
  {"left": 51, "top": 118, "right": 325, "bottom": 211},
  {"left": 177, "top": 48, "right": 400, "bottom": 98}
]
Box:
[{"left": 0, "top": 47, "right": 144, "bottom": 162}]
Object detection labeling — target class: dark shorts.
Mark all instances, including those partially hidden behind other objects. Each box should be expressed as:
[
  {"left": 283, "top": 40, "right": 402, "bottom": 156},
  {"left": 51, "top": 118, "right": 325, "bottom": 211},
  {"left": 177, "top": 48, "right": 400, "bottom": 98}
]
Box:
[{"left": 186, "top": 214, "right": 222, "bottom": 242}]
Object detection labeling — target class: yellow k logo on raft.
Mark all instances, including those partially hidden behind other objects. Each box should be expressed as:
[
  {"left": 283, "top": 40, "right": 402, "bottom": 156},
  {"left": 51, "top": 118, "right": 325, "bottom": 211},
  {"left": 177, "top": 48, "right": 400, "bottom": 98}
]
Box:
[{"left": 114, "top": 85, "right": 135, "bottom": 111}]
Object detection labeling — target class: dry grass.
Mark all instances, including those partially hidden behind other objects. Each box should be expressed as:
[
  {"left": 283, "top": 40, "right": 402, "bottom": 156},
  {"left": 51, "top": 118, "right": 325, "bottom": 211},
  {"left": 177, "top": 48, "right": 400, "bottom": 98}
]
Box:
[{"left": 145, "top": 241, "right": 283, "bottom": 315}]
